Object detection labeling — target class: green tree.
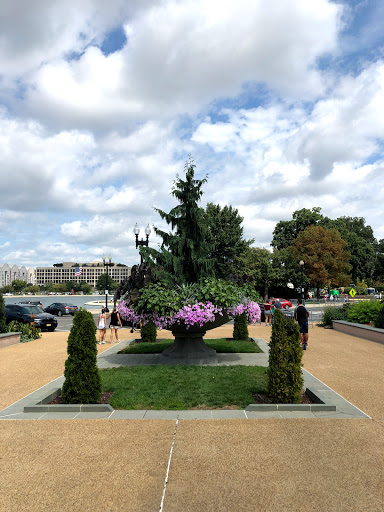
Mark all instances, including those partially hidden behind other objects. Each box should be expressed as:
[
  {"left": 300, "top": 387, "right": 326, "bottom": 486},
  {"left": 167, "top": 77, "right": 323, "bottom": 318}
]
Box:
[
  {"left": 53, "top": 283, "right": 66, "bottom": 294},
  {"left": 0, "top": 285, "right": 13, "bottom": 294},
  {"left": 292, "top": 225, "right": 351, "bottom": 298},
  {"left": 62, "top": 309, "right": 101, "bottom": 404},
  {"left": 26, "top": 285, "right": 40, "bottom": 294},
  {"left": 233, "top": 312, "right": 248, "bottom": 340},
  {"left": 204, "top": 202, "right": 252, "bottom": 279},
  {"left": 271, "top": 207, "right": 326, "bottom": 250},
  {"left": 11, "top": 279, "right": 26, "bottom": 294},
  {"left": 81, "top": 283, "right": 93, "bottom": 295},
  {"left": 96, "top": 274, "right": 118, "bottom": 293},
  {"left": 268, "top": 309, "right": 303, "bottom": 403},
  {"left": 141, "top": 157, "right": 214, "bottom": 285},
  {"left": 0, "top": 293, "right": 7, "bottom": 333}
]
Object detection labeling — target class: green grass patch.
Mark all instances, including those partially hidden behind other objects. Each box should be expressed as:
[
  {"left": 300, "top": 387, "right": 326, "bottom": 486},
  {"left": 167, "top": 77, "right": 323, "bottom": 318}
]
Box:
[
  {"left": 119, "top": 338, "right": 263, "bottom": 354},
  {"left": 101, "top": 365, "right": 268, "bottom": 410}
]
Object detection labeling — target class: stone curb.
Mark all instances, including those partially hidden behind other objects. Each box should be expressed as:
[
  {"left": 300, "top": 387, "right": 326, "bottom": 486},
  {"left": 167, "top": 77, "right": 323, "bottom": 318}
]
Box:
[{"left": 23, "top": 387, "right": 113, "bottom": 413}]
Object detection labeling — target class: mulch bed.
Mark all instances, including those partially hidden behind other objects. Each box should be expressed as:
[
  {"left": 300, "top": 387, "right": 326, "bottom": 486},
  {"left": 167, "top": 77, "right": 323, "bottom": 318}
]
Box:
[
  {"left": 251, "top": 391, "right": 314, "bottom": 404},
  {"left": 49, "top": 391, "right": 113, "bottom": 405}
]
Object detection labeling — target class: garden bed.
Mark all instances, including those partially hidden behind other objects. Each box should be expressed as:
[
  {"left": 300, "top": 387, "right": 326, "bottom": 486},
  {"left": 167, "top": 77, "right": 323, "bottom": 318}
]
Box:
[
  {"left": 332, "top": 320, "right": 384, "bottom": 345},
  {"left": 119, "top": 338, "right": 263, "bottom": 354}
]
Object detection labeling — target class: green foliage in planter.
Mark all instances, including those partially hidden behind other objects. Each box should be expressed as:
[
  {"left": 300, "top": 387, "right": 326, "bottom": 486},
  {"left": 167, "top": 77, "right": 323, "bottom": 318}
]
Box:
[
  {"left": 347, "top": 300, "right": 382, "bottom": 325},
  {"left": 62, "top": 309, "right": 101, "bottom": 404},
  {"left": 141, "top": 321, "right": 157, "bottom": 343},
  {"left": 319, "top": 306, "right": 348, "bottom": 327},
  {"left": 7, "top": 320, "right": 41, "bottom": 342},
  {"left": 0, "top": 293, "right": 6, "bottom": 333},
  {"left": 374, "top": 304, "right": 384, "bottom": 328},
  {"left": 233, "top": 312, "right": 249, "bottom": 340},
  {"left": 268, "top": 309, "right": 303, "bottom": 403}
]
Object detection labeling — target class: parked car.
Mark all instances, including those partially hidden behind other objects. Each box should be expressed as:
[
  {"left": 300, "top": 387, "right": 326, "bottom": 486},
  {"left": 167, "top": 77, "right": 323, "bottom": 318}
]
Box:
[
  {"left": 5, "top": 304, "right": 58, "bottom": 331},
  {"left": 18, "top": 300, "right": 43, "bottom": 309},
  {"left": 268, "top": 298, "right": 292, "bottom": 310},
  {"left": 44, "top": 302, "right": 79, "bottom": 316}
]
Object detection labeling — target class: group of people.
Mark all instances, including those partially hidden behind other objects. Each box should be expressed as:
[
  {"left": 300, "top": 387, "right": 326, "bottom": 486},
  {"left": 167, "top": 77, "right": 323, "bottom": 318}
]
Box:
[
  {"left": 262, "top": 299, "right": 309, "bottom": 350},
  {"left": 97, "top": 307, "right": 123, "bottom": 344}
]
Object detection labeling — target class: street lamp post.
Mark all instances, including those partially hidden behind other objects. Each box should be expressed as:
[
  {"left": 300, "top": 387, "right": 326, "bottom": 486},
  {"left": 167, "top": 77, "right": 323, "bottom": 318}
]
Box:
[
  {"left": 299, "top": 260, "right": 305, "bottom": 304},
  {"left": 102, "top": 255, "right": 114, "bottom": 312},
  {"left": 133, "top": 223, "right": 151, "bottom": 265}
]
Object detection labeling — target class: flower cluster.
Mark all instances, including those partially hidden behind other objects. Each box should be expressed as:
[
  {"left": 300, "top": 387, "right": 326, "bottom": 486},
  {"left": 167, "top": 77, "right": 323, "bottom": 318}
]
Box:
[{"left": 118, "top": 299, "right": 261, "bottom": 330}]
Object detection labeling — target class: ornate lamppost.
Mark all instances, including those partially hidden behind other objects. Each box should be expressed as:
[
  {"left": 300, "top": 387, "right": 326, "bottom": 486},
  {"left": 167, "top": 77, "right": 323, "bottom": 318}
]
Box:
[
  {"left": 102, "top": 254, "right": 114, "bottom": 312},
  {"left": 133, "top": 223, "right": 151, "bottom": 265},
  {"left": 299, "top": 260, "right": 305, "bottom": 304}
]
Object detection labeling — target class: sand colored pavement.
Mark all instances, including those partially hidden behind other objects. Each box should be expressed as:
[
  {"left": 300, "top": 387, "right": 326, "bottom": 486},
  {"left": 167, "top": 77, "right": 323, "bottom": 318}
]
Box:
[{"left": 1, "top": 324, "right": 384, "bottom": 511}]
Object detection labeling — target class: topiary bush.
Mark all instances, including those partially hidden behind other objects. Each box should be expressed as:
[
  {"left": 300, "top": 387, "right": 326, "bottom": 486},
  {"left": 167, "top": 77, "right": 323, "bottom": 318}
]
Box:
[
  {"left": 62, "top": 309, "right": 101, "bottom": 404},
  {"left": 141, "top": 321, "right": 157, "bottom": 343},
  {"left": 233, "top": 312, "right": 249, "bottom": 340},
  {"left": 374, "top": 304, "right": 384, "bottom": 328},
  {"left": 0, "top": 293, "right": 6, "bottom": 333},
  {"left": 347, "top": 300, "right": 382, "bottom": 325},
  {"left": 268, "top": 309, "right": 303, "bottom": 403}
]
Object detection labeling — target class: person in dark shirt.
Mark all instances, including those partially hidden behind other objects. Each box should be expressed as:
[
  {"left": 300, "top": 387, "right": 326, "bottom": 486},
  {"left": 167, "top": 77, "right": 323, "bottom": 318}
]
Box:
[{"left": 294, "top": 299, "right": 310, "bottom": 349}]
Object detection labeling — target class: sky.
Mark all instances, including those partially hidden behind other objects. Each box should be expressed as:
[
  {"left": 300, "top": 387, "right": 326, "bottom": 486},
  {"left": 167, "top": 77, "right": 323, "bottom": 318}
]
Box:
[{"left": 1, "top": 0, "right": 384, "bottom": 268}]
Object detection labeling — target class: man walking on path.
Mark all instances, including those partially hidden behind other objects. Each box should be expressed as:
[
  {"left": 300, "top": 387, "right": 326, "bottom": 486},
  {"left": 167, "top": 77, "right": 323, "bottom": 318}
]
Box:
[{"left": 294, "top": 298, "right": 309, "bottom": 349}]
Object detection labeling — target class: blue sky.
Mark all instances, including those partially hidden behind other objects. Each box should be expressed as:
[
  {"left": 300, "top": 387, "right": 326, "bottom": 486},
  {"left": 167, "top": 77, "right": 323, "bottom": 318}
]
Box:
[{"left": 0, "top": 0, "right": 383, "bottom": 267}]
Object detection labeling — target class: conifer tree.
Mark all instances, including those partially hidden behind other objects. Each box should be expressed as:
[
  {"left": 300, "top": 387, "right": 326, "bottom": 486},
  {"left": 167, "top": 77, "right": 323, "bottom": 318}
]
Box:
[
  {"left": 62, "top": 309, "right": 101, "bottom": 404},
  {"left": 141, "top": 156, "right": 214, "bottom": 285},
  {"left": 267, "top": 309, "right": 303, "bottom": 403},
  {"left": 233, "top": 312, "right": 249, "bottom": 340}
]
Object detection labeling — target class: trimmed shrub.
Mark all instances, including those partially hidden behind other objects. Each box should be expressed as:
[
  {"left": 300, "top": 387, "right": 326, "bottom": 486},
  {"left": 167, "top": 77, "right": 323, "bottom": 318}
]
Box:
[
  {"left": 62, "top": 309, "right": 101, "bottom": 404},
  {"left": 0, "top": 293, "right": 6, "bottom": 333},
  {"left": 374, "top": 304, "right": 384, "bottom": 328},
  {"left": 141, "top": 321, "right": 157, "bottom": 343},
  {"left": 268, "top": 309, "right": 303, "bottom": 403},
  {"left": 319, "top": 306, "right": 348, "bottom": 327},
  {"left": 233, "top": 312, "right": 249, "bottom": 340},
  {"left": 347, "top": 300, "right": 382, "bottom": 325}
]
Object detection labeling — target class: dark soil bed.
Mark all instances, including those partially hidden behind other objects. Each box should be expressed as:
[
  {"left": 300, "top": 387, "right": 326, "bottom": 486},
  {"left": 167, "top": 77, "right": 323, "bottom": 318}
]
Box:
[
  {"left": 49, "top": 391, "right": 113, "bottom": 405},
  {"left": 251, "top": 391, "right": 314, "bottom": 404}
]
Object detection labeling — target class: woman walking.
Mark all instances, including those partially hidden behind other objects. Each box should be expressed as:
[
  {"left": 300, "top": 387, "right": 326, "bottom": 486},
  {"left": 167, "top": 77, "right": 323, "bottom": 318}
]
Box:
[
  {"left": 108, "top": 307, "right": 122, "bottom": 343},
  {"left": 97, "top": 308, "right": 107, "bottom": 344}
]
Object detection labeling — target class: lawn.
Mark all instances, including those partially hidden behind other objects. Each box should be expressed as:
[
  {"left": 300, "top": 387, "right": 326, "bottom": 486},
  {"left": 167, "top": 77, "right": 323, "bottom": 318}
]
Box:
[
  {"left": 100, "top": 365, "right": 268, "bottom": 410},
  {"left": 118, "top": 338, "right": 263, "bottom": 354}
]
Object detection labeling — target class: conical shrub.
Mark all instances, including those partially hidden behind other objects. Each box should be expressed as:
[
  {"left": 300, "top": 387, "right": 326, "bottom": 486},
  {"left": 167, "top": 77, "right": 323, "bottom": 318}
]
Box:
[
  {"left": 141, "top": 321, "right": 157, "bottom": 343},
  {"left": 267, "top": 309, "right": 303, "bottom": 403},
  {"left": 62, "top": 309, "right": 101, "bottom": 404},
  {"left": 233, "top": 312, "right": 249, "bottom": 340}
]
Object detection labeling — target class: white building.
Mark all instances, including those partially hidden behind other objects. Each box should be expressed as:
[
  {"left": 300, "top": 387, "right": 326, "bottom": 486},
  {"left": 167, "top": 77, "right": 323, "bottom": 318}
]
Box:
[
  {"left": 35, "top": 261, "right": 130, "bottom": 287},
  {"left": 0, "top": 264, "right": 35, "bottom": 287}
]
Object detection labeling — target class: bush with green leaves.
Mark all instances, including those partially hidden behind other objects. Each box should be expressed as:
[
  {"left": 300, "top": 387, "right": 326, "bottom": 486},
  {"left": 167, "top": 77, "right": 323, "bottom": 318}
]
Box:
[
  {"left": 233, "top": 312, "right": 249, "bottom": 340},
  {"left": 0, "top": 293, "right": 6, "bottom": 333},
  {"left": 7, "top": 320, "right": 42, "bottom": 343},
  {"left": 140, "top": 321, "right": 157, "bottom": 343},
  {"left": 267, "top": 309, "right": 303, "bottom": 403},
  {"left": 319, "top": 306, "right": 348, "bottom": 327},
  {"left": 346, "top": 300, "right": 382, "bottom": 325},
  {"left": 374, "top": 304, "right": 384, "bottom": 328},
  {"left": 62, "top": 309, "right": 101, "bottom": 404}
]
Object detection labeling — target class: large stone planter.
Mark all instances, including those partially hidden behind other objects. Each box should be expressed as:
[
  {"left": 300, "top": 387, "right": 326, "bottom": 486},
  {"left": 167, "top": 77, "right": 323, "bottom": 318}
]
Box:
[{"left": 162, "top": 311, "right": 230, "bottom": 362}]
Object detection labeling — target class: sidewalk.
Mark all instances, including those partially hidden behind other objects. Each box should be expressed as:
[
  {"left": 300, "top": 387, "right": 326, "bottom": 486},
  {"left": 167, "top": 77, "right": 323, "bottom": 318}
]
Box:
[{"left": 1, "top": 325, "right": 383, "bottom": 511}]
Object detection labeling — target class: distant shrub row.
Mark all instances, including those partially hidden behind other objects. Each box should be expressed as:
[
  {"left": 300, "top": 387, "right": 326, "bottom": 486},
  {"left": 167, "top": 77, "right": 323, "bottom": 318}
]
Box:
[{"left": 320, "top": 301, "right": 384, "bottom": 328}]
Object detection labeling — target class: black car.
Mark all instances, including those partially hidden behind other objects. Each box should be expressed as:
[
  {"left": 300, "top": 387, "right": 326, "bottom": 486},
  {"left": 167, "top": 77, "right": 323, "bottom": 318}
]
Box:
[
  {"left": 44, "top": 302, "right": 78, "bottom": 316},
  {"left": 18, "top": 300, "right": 43, "bottom": 309},
  {"left": 5, "top": 304, "right": 58, "bottom": 331}
]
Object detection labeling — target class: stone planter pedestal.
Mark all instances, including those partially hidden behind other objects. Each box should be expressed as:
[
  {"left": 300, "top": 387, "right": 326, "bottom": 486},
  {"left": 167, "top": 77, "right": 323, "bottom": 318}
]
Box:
[{"left": 162, "top": 312, "right": 230, "bottom": 363}]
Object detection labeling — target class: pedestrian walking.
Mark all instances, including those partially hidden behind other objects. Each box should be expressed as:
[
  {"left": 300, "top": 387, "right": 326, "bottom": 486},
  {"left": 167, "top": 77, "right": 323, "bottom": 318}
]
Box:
[
  {"left": 264, "top": 301, "right": 272, "bottom": 325},
  {"left": 107, "top": 307, "right": 122, "bottom": 343},
  {"left": 97, "top": 308, "right": 107, "bottom": 344},
  {"left": 294, "top": 299, "right": 309, "bottom": 349}
]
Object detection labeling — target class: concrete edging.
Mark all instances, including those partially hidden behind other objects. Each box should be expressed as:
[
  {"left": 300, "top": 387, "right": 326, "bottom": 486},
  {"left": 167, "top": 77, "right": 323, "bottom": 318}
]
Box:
[
  {"left": 332, "top": 320, "right": 384, "bottom": 345},
  {"left": 0, "top": 331, "right": 21, "bottom": 348}
]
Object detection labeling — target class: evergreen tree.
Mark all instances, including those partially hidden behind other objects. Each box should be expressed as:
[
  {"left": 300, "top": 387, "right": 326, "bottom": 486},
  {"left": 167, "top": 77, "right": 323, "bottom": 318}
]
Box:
[
  {"left": 62, "top": 309, "right": 101, "bottom": 404},
  {"left": 0, "top": 293, "right": 7, "bottom": 333},
  {"left": 267, "top": 309, "right": 303, "bottom": 403},
  {"left": 233, "top": 312, "right": 249, "bottom": 340},
  {"left": 140, "top": 321, "right": 157, "bottom": 343},
  {"left": 141, "top": 157, "right": 214, "bottom": 285}
]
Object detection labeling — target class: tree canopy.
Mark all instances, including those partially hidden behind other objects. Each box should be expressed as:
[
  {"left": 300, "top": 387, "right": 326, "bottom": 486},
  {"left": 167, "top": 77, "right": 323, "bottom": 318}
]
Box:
[
  {"left": 205, "top": 202, "right": 252, "bottom": 279},
  {"left": 292, "top": 225, "right": 351, "bottom": 297}
]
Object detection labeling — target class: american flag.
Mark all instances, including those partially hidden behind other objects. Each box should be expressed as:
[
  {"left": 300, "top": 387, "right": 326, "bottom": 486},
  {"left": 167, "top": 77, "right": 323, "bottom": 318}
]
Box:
[{"left": 75, "top": 267, "right": 83, "bottom": 277}]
